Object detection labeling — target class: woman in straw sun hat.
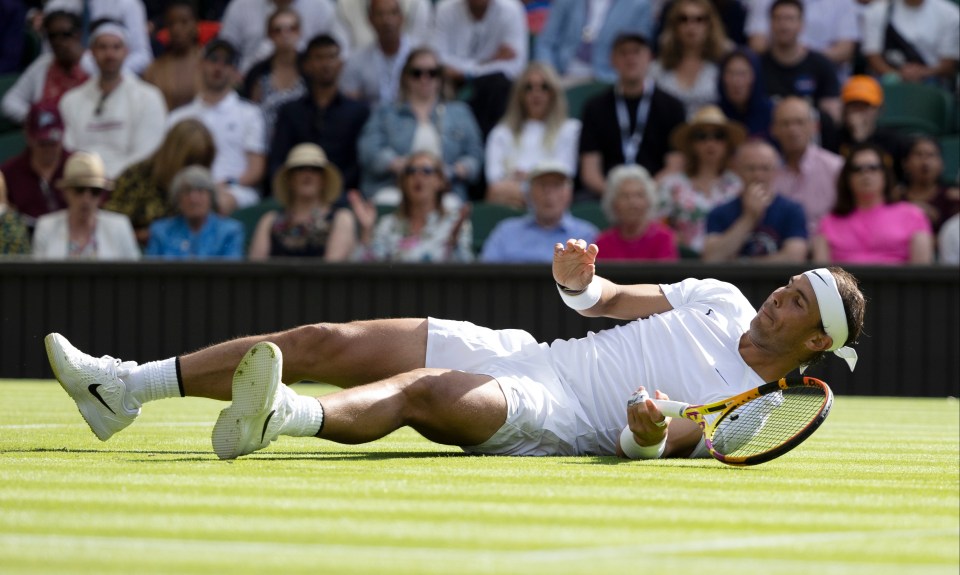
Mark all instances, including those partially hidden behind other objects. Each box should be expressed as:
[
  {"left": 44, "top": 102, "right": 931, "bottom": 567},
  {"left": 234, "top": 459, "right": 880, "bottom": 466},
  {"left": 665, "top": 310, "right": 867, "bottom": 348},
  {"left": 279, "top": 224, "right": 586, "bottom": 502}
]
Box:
[
  {"left": 657, "top": 104, "right": 745, "bottom": 257},
  {"left": 248, "top": 143, "right": 356, "bottom": 260},
  {"left": 32, "top": 151, "right": 140, "bottom": 260}
]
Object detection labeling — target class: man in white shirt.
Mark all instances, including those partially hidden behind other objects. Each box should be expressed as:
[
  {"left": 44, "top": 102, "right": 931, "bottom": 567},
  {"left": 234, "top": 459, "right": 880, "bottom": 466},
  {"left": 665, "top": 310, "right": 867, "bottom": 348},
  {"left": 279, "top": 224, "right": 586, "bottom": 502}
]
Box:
[
  {"left": 433, "top": 0, "right": 528, "bottom": 82},
  {"left": 58, "top": 22, "right": 166, "bottom": 179},
  {"left": 167, "top": 40, "right": 266, "bottom": 214},
  {"left": 432, "top": 0, "right": 529, "bottom": 136},
  {"left": 47, "top": 246, "right": 865, "bottom": 460},
  {"left": 337, "top": 0, "right": 432, "bottom": 50},
  {"left": 861, "top": 0, "right": 960, "bottom": 86},
  {"left": 43, "top": 0, "right": 154, "bottom": 75},
  {"left": 219, "top": 0, "right": 351, "bottom": 74},
  {"left": 340, "top": 0, "right": 413, "bottom": 106}
]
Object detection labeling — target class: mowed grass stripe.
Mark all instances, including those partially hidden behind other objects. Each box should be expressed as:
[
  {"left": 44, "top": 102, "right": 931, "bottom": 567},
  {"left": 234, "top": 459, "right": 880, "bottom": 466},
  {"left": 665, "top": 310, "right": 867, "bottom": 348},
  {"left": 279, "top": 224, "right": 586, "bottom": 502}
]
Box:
[{"left": 0, "top": 382, "right": 957, "bottom": 575}]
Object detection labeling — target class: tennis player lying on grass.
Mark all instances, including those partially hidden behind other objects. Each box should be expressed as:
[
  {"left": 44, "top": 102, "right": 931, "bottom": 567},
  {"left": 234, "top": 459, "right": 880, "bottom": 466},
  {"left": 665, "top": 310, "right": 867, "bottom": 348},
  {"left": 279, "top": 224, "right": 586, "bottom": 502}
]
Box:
[{"left": 46, "top": 239, "right": 865, "bottom": 461}]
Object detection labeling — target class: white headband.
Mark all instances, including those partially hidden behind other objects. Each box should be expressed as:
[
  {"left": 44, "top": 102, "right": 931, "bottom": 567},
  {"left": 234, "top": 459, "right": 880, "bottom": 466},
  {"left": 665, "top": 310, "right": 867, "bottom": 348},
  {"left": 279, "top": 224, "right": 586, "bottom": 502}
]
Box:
[
  {"left": 90, "top": 23, "right": 128, "bottom": 45},
  {"left": 803, "top": 268, "right": 858, "bottom": 372}
]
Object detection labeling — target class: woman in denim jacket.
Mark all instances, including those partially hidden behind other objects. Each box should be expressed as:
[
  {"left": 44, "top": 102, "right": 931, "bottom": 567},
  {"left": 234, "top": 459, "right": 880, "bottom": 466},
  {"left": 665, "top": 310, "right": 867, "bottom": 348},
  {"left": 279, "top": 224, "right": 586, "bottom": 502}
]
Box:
[{"left": 358, "top": 46, "right": 483, "bottom": 204}]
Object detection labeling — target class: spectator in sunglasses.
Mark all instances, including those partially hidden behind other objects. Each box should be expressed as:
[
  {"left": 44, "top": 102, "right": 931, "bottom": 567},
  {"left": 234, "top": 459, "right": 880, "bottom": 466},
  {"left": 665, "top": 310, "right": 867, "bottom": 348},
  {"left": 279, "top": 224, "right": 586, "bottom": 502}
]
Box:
[
  {"left": 813, "top": 143, "right": 933, "bottom": 264},
  {"left": 242, "top": 8, "right": 307, "bottom": 147},
  {"left": 658, "top": 105, "right": 745, "bottom": 257},
  {"left": 358, "top": 47, "right": 483, "bottom": 205},
  {"left": 648, "top": 0, "right": 729, "bottom": 118},
  {"left": 350, "top": 151, "right": 473, "bottom": 262},
  {"left": 2, "top": 10, "right": 89, "bottom": 123},
  {"left": 32, "top": 151, "right": 140, "bottom": 260},
  {"left": 484, "top": 63, "right": 581, "bottom": 209}
]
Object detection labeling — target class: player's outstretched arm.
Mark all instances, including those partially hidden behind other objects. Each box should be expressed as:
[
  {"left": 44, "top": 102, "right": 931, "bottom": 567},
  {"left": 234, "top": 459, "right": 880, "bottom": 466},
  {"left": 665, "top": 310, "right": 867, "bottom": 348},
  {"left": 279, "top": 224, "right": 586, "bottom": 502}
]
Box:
[{"left": 553, "top": 239, "right": 674, "bottom": 320}]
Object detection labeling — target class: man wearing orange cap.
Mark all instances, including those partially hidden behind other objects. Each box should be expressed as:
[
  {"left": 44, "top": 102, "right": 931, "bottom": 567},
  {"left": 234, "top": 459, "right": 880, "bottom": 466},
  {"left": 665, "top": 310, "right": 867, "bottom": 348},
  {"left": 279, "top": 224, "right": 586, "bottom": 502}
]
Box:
[{"left": 837, "top": 75, "right": 908, "bottom": 170}]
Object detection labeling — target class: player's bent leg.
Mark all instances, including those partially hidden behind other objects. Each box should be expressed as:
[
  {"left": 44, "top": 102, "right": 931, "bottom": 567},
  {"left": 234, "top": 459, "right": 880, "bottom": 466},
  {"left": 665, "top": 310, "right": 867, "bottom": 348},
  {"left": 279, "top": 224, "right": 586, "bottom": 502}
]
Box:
[
  {"left": 272, "top": 318, "right": 429, "bottom": 386},
  {"left": 181, "top": 318, "right": 428, "bottom": 400},
  {"left": 45, "top": 333, "right": 141, "bottom": 441},
  {"left": 318, "top": 368, "right": 507, "bottom": 448}
]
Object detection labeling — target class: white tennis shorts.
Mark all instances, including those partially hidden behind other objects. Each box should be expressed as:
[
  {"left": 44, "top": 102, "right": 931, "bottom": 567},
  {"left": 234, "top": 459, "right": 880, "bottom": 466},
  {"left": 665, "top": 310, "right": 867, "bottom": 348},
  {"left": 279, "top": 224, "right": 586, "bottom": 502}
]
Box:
[{"left": 424, "top": 317, "right": 594, "bottom": 456}]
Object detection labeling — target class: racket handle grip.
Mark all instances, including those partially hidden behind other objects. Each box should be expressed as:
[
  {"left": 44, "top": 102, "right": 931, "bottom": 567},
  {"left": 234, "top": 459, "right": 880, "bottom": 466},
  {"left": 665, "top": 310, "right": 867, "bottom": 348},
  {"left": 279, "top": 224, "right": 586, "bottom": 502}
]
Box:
[{"left": 652, "top": 400, "right": 688, "bottom": 419}]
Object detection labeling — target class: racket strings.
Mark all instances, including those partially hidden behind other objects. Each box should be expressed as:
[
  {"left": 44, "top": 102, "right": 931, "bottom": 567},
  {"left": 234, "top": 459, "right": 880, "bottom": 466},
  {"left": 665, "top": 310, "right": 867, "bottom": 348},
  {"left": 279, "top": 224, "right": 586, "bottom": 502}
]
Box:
[{"left": 710, "top": 387, "right": 827, "bottom": 457}]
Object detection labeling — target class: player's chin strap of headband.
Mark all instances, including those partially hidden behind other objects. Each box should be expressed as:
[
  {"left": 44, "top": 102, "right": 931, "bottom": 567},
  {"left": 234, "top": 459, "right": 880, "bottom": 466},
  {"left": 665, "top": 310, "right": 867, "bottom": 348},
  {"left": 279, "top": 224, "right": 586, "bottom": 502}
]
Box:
[{"left": 802, "top": 268, "right": 858, "bottom": 372}]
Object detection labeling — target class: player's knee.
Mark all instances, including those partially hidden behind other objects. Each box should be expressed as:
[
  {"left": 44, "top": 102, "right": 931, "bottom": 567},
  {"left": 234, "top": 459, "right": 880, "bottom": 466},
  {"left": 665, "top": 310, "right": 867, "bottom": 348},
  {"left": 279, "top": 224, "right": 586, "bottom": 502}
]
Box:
[
  {"left": 397, "top": 369, "right": 449, "bottom": 425},
  {"left": 280, "top": 322, "right": 346, "bottom": 357}
]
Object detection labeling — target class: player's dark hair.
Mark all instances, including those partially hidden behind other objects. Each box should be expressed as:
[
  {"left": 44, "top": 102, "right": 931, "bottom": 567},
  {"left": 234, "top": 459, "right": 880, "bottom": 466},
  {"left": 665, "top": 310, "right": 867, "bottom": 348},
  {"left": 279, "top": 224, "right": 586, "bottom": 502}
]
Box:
[
  {"left": 801, "top": 267, "right": 866, "bottom": 369},
  {"left": 770, "top": 0, "right": 803, "bottom": 16}
]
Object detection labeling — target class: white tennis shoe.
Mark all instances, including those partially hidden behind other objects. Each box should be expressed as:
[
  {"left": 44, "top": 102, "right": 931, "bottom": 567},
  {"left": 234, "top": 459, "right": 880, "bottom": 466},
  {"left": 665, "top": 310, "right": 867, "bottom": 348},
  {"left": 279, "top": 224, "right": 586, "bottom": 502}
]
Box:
[
  {"left": 211, "top": 341, "right": 288, "bottom": 460},
  {"left": 45, "top": 333, "right": 141, "bottom": 441}
]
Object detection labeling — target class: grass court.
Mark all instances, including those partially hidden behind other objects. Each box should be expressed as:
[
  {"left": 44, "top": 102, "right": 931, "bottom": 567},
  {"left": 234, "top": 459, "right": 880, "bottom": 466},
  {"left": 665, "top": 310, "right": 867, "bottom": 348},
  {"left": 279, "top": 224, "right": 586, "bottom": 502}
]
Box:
[{"left": 1, "top": 381, "right": 957, "bottom": 575}]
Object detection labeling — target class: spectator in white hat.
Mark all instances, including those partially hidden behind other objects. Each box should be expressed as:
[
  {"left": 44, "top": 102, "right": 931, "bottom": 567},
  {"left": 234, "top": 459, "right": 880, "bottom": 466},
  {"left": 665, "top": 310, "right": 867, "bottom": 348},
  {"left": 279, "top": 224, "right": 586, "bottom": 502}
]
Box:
[{"left": 480, "top": 159, "right": 597, "bottom": 263}]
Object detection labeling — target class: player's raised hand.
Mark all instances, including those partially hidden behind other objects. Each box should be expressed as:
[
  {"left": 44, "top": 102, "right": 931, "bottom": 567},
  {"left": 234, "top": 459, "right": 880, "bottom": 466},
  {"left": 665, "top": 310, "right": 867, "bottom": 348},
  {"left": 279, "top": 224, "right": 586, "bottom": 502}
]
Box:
[{"left": 553, "top": 238, "right": 599, "bottom": 291}]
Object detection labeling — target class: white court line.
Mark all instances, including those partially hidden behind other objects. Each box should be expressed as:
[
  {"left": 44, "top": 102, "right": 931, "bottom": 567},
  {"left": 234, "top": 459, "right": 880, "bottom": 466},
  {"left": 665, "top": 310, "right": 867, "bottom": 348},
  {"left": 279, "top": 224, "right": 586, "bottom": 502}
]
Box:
[
  {"left": 0, "top": 528, "right": 955, "bottom": 564},
  {"left": 0, "top": 422, "right": 211, "bottom": 430}
]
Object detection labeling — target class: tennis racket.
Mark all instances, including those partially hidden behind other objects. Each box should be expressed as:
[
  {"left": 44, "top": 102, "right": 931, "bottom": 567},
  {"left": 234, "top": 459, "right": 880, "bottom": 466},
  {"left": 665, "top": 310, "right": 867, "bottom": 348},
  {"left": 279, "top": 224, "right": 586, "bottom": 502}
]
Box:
[{"left": 652, "top": 376, "right": 833, "bottom": 466}]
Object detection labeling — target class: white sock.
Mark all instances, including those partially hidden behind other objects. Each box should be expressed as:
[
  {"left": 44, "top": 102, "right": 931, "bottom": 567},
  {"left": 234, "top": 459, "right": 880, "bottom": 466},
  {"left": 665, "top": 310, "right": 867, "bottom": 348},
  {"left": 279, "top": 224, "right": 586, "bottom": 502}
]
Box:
[
  {"left": 277, "top": 384, "right": 324, "bottom": 437},
  {"left": 125, "top": 358, "right": 182, "bottom": 404}
]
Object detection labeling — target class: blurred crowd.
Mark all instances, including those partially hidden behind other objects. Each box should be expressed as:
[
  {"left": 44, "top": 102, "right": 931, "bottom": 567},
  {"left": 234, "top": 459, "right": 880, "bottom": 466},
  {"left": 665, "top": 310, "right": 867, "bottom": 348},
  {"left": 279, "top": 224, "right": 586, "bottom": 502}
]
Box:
[{"left": 0, "top": 0, "right": 958, "bottom": 265}]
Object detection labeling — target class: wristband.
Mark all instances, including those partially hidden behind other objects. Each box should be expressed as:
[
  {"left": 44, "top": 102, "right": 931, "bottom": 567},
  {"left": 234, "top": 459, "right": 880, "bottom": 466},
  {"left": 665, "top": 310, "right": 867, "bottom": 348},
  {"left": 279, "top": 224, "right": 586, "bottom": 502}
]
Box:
[
  {"left": 556, "top": 278, "right": 602, "bottom": 310},
  {"left": 619, "top": 425, "right": 667, "bottom": 460}
]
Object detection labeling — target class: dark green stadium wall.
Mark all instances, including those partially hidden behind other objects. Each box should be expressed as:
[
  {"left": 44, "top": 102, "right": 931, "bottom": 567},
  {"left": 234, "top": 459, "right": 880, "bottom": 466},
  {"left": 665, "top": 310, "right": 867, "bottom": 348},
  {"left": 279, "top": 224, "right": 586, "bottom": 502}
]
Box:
[{"left": 1, "top": 262, "right": 957, "bottom": 397}]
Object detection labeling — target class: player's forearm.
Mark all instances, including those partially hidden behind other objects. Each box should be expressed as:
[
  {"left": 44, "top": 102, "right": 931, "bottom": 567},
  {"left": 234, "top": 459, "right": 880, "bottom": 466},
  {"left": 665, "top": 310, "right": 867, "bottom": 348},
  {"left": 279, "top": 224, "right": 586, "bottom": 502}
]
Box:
[{"left": 582, "top": 280, "right": 671, "bottom": 321}]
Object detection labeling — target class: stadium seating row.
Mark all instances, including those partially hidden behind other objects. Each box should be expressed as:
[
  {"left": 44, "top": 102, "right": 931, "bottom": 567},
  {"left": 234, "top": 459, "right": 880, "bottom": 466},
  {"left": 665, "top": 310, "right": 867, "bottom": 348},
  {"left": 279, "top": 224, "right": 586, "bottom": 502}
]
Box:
[{"left": 230, "top": 197, "right": 610, "bottom": 256}]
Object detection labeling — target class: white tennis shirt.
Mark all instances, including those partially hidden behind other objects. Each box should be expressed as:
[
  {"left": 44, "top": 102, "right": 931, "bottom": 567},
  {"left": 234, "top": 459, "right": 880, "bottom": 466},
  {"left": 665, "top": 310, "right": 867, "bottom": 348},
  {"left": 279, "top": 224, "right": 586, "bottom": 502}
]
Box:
[{"left": 548, "top": 278, "right": 766, "bottom": 454}]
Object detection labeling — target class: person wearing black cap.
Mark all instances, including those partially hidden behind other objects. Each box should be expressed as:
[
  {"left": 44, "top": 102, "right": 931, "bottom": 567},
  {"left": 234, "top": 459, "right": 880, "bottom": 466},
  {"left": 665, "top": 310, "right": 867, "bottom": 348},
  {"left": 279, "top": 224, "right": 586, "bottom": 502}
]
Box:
[
  {"left": 578, "top": 32, "right": 686, "bottom": 199},
  {"left": 167, "top": 39, "right": 266, "bottom": 215}
]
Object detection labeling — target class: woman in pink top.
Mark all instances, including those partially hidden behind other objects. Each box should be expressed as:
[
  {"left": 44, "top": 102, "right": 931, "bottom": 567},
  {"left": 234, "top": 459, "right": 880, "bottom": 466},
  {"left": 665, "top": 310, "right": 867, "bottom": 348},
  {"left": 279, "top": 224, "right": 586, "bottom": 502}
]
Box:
[
  {"left": 813, "top": 143, "right": 933, "bottom": 265},
  {"left": 595, "top": 165, "right": 679, "bottom": 261}
]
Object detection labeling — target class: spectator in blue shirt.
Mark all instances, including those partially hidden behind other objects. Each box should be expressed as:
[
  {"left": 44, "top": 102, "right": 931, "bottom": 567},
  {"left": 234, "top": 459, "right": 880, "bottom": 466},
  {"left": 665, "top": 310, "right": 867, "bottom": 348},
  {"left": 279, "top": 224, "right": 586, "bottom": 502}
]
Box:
[
  {"left": 145, "top": 165, "right": 245, "bottom": 259},
  {"left": 480, "top": 160, "right": 597, "bottom": 263},
  {"left": 702, "top": 140, "right": 808, "bottom": 262}
]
